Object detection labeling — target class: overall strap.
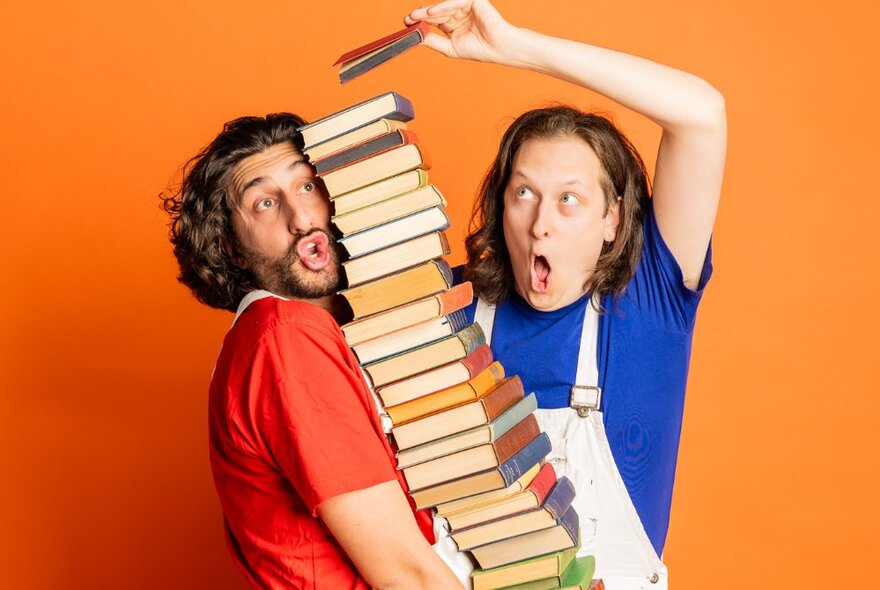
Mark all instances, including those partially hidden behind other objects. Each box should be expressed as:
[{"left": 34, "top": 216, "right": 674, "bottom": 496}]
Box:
[
  {"left": 232, "top": 290, "right": 286, "bottom": 326},
  {"left": 474, "top": 295, "right": 601, "bottom": 413},
  {"left": 474, "top": 297, "right": 496, "bottom": 344},
  {"left": 571, "top": 295, "right": 602, "bottom": 415}
]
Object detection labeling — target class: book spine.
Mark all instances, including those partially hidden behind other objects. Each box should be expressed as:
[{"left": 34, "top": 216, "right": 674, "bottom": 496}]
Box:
[
  {"left": 456, "top": 322, "right": 486, "bottom": 356},
  {"left": 392, "top": 91, "right": 416, "bottom": 124},
  {"left": 460, "top": 344, "right": 493, "bottom": 378},
  {"left": 342, "top": 259, "right": 449, "bottom": 319},
  {"left": 446, "top": 308, "right": 469, "bottom": 334},
  {"left": 558, "top": 504, "right": 580, "bottom": 546},
  {"left": 437, "top": 282, "right": 474, "bottom": 315},
  {"left": 588, "top": 580, "right": 605, "bottom": 590},
  {"left": 317, "top": 129, "right": 420, "bottom": 175},
  {"left": 525, "top": 462, "right": 558, "bottom": 506},
  {"left": 543, "top": 476, "right": 576, "bottom": 520},
  {"left": 493, "top": 414, "right": 540, "bottom": 465},
  {"left": 489, "top": 392, "right": 536, "bottom": 440},
  {"left": 436, "top": 259, "right": 453, "bottom": 287},
  {"left": 497, "top": 432, "right": 550, "bottom": 486},
  {"left": 482, "top": 376, "right": 525, "bottom": 421}
]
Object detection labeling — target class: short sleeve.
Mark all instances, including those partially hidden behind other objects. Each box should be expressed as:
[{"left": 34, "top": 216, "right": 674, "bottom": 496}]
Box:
[
  {"left": 256, "top": 322, "right": 398, "bottom": 515},
  {"left": 624, "top": 201, "right": 714, "bottom": 333}
]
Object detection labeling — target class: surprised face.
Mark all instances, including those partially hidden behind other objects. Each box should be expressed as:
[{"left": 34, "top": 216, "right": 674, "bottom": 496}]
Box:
[{"left": 502, "top": 136, "right": 620, "bottom": 311}]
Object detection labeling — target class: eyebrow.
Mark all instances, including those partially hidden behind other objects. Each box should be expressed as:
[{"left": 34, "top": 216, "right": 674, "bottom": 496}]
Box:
[
  {"left": 235, "top": 159, "right": 312, "bottom": 201},
  {"left": 511, "top": 170, "right": 587, "bottom": 188}
]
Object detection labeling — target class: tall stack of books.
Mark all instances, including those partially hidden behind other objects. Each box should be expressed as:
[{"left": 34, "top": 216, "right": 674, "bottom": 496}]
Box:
[{"left": 298, "top": 91, "right": 600, "bottom": 590}]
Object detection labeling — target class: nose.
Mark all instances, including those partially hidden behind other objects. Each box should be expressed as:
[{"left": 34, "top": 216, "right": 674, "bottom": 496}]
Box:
[
  {"left": 529, "top": 201, "right": 552, "bottom": 239},
  {"left": 282, "top": 194, "right": 314, "bottom": 234}
]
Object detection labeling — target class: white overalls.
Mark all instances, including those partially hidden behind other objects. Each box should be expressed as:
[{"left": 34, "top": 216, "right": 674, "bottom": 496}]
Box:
[{"left": 473, "top": 297, "right": 669, "bottom": 590}]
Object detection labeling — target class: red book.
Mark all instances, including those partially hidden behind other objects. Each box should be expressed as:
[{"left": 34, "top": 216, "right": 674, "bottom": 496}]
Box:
[
  {"left": 333, "top": 21, "right": 430, "bottom": 66},
  {"left": 334, "top": 23, "right": 430, "bottom": 84}
]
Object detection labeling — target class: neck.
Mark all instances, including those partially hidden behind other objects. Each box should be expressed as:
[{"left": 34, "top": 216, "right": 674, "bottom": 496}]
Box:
[{"left": 307, "top": 294, "right": 353, "bottom": 326}]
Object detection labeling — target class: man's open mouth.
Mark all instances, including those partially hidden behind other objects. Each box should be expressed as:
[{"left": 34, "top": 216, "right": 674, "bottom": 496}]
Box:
[
  {"left": 296, "top": 231, "right": 332, "bottom": 271},
  {"left": 530, "top": 254, "right": 551, "bottom": 293}
]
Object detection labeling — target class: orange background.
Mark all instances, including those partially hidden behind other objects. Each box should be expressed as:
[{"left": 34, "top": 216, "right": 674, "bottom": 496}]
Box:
[{"left": 1, "top": 1, "right": 878, "bottom": 588}]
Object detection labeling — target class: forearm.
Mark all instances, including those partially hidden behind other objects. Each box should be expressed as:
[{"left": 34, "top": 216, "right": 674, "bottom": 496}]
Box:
[
  {"left": 372, "top": 552, "right": 463, "bottom": 590},
  {"left": 496, "top": 25, "right": 725, "bottom": 134}
]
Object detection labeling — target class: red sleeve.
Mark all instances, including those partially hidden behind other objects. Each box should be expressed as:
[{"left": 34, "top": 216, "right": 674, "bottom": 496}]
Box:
[{"left": 256, "top": 319, "right": 398, "bottom": 515}]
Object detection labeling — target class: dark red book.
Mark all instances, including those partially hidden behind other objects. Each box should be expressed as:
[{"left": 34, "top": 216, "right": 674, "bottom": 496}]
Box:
[
  {"left": 335, "top": 22, "right": 430, "bottom": 83},
  {"left": 312, "top": 129, "right": 419, "bottom": 175}
]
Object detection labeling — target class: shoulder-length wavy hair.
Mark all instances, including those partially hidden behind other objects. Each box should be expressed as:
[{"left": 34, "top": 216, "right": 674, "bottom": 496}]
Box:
[
  {"left": 464, "top": 106, "right": 651, "bottom": 306},
  {"left": 161, "top": 113, "right": 307, "bottom": 312}
]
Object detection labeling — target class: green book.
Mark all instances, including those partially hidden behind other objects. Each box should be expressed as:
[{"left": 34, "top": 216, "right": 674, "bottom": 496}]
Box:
[
  {"left": 558, "top": 555, "right": 597, "bottom": 590},
  {"left": 502, "top": 555, "right": 596, "bottom": 590},
  {"left": 471, "top": 547, "right": 577, "bottom": 590}
]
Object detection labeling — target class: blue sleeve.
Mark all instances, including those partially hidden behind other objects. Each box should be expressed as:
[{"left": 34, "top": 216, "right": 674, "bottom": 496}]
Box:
[{"left": 623, "top": 201, "right": 713, "bottom": 333}]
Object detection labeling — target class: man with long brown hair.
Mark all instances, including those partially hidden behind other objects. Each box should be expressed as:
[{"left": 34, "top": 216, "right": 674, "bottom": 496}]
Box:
[
  {"left": 406, "top": 0, "right": 726, "bottom": 587},
  {"left": 164, "top": 113, "right": 463, "bottom": 589}
]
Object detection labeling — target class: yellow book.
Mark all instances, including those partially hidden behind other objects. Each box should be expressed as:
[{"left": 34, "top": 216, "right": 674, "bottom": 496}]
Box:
[
  {"left": 387, "top": 362, "right": 505, "bottom": 425},
  {"left": 435, "top": 463, "right": 541, "bottom": 517}
]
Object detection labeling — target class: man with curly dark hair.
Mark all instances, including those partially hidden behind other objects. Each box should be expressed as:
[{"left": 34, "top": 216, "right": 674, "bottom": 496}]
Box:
[{"left": 163, "top": 113, "right": 462, "bottom": 590}]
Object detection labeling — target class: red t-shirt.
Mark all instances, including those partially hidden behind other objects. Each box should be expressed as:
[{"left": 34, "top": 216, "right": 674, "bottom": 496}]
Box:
[{"left": 209, "top": 297, "right": 434, "bottom": 589}]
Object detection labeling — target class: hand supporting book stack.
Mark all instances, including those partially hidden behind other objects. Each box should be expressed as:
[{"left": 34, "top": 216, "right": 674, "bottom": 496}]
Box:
[{"left": 298, "top": 91, "right": 600, "bottom": 590}]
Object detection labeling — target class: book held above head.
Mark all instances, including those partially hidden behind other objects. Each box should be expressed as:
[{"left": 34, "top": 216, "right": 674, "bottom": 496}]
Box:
[{"left": 334, "top": 21, "right": 430, "bottom": 83}]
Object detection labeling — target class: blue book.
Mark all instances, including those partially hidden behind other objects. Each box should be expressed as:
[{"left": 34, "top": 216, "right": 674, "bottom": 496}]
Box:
[
  {"left": 351, "top": 307, "right": 468, "bottom": 365},
  {"left": 297, "top": 91, "right": 414, "bottom": 150},
  {"left": 410, "top": 432, "right": 550, "bottom": 509}
]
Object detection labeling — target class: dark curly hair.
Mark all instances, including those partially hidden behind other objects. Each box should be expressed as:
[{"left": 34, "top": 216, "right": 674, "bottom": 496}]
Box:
[
  {"left": 162, "top": 113, "right": 308, "bottom": 312},
  {"left": 464, "top": 105, "right": 651, "bottom": 306}
]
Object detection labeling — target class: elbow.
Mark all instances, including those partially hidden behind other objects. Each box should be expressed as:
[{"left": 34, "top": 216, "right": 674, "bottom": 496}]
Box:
[
  {"left": 703, "top": 83, "right": 727, "bottom": 131},
  {"left": 370, "top": 560, "right": 461, "bottom": 590},
  {"left": 690, "top": 79, "right": 727, "bottom": 133},
  {"left": 666, "top": 76, "right": 726, "bottom": 136}
]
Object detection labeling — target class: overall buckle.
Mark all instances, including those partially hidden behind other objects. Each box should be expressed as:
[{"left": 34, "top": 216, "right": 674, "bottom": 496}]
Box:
[{"left": 570, "top": 385, "right": 602, "bottom": 417}]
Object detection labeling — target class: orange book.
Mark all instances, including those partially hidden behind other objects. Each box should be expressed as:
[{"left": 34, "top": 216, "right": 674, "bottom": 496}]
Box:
[
  {"left": 392, "top": 375, "right": 525, "bottom": 450},
  {"left": 386, "top": 361, "right": 504, "bottom": 425}
]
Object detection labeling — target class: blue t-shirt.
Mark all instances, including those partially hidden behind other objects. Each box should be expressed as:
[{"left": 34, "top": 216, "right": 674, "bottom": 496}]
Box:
[{"left": 456, "top": 203, "right": 712, "bottom": 555}]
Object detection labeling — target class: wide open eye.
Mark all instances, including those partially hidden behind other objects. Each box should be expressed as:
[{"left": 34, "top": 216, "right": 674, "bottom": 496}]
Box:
[
  {"left": 302, "top": 181, "right": 315, "bottom": 193},
  {"left": 516, "top": 186, "right": 536, "bottom": 200},
  {"left": 255, "top": 197, "right": 275, "bottom": 212},
  {"left": 560, "top": 193, "right": 580, "bottom": 206}
]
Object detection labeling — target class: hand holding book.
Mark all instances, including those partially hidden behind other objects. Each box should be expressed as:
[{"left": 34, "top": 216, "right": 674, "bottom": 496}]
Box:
[{"left": 402, "top": 0, "right": 520, "bottom": 65}]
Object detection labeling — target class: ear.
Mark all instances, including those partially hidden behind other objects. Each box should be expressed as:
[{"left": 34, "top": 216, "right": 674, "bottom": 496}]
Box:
[
  {"left": 603, "top": 196, "right": 622, "bottom": 242},
  {"left": 221, "top": 235, "right": 246, "bottom": 269}
]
